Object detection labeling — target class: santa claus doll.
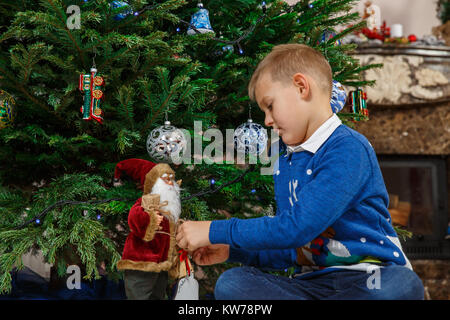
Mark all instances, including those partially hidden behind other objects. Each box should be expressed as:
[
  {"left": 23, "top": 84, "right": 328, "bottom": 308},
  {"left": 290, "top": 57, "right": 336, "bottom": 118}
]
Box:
[{"left": 113, "top": 158, "right": 188, "bottom": 300}]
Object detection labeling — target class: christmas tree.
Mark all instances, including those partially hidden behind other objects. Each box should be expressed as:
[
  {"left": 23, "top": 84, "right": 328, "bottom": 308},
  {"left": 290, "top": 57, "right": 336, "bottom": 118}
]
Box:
[
  {"left": 437, "top": 0, "right": 450, "bottom": 24},
  {"left": 0, "top": 0, "right": 382, "bottom": 297}
]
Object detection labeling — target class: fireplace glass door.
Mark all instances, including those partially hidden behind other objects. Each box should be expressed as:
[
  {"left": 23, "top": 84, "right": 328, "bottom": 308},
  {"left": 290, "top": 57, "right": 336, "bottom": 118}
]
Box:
[{"left": 378, "top": 157, "right": 449, "bottom": 259}]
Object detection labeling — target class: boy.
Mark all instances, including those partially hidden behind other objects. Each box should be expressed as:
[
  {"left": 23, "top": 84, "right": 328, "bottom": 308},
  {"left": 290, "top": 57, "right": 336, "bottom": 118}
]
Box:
[{"left": 175, "top": 44, "right": 424, "bottom": 300}]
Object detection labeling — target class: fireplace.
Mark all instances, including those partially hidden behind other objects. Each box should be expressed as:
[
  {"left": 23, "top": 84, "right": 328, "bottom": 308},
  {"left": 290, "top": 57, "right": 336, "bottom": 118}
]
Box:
[
  {"left": 379, "top": 155, "right": 449, "bottom": 259},
  {"left": 351, "top": 44, "right": 450, "bottom": 298}
]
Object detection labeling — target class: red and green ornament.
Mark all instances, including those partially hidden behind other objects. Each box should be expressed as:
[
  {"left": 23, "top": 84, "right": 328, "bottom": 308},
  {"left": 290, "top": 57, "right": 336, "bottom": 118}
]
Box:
[
  {"left": 319, "top": 30, "right": 341, "bottom": 46},
  {"left": 349, "top": 88, "right": 369, "bottom": 121},
  {"left": 79, "top": 68, "right": 104, "bottom": 124},
  {"left": 0, "top": 89, "right": 15, "bottom": 129}
]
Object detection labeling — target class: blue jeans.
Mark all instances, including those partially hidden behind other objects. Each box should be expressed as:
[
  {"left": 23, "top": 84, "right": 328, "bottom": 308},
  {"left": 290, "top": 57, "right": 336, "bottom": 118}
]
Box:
[{"left": 214, "top": 265, "right": 424, "bottom": 300}]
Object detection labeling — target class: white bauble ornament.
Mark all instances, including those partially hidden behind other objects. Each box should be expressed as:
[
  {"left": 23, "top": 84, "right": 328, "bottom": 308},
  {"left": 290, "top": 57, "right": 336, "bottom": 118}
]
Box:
[
  {"left": 233, "top": 119, "right": 268, "bottom": 156},
  {"left": 146, "top": 121, "right": 187, "bottom": 163}
]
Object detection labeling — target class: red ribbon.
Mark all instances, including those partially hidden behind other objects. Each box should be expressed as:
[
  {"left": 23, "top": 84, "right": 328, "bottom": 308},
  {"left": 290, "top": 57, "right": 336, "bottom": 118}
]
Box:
[{"left": 178, "top": 249, "right": 191, "bottom": 276}]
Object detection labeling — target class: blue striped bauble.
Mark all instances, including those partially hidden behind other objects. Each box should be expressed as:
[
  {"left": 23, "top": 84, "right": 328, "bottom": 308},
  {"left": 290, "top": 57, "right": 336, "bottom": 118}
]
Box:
[{"left": 330, "top": 80, "right": 347, "bottom": 113}]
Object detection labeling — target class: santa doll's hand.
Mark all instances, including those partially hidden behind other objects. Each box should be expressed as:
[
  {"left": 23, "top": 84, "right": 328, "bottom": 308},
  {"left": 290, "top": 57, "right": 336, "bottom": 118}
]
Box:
[
  {"left": 155, "top": 210, "right": 164, "bottom": 230},
  {"left": 176, "top": 221, "right": 212, "bottom": 252}
]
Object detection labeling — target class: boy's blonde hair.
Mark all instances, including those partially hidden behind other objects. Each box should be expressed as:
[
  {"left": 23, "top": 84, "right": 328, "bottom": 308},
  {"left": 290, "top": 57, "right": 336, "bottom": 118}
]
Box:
[{"left": 248, "top": 43, "right": 332, "bottom": 101}]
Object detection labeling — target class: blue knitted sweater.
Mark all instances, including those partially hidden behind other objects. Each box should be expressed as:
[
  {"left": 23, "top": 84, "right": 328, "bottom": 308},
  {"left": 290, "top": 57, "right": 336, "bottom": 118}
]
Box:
[{"left": 209, "top": 116, "right": 412, "bottom": 279}]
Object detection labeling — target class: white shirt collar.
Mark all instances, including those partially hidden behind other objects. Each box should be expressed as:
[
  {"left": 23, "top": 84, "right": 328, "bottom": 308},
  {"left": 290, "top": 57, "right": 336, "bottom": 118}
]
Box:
[{"left": 286, "top": 113, "right": 342, "bottom": 154}]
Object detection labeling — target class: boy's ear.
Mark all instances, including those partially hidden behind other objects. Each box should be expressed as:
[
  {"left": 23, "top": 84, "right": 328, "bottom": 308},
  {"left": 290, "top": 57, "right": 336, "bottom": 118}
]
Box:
[{"left": 292, "top": 73, "right": 310, "bottom": 98}]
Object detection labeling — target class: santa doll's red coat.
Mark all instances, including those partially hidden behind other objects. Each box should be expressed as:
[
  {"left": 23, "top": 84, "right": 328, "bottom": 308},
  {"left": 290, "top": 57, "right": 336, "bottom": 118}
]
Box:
[{"left": 116, "top": 196, "right": 178, "bottom": 278}]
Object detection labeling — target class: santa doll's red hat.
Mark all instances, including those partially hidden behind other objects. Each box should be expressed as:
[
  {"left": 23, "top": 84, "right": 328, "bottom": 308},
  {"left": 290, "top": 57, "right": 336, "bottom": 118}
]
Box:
[{"left": 114, "top": 158, "right": 157, "bottom": 188}]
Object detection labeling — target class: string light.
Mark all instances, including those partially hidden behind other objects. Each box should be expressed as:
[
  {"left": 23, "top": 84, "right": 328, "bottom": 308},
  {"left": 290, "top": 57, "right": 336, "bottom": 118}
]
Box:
[
  {"left": 237, "top": 42, "right": 244, "bottom": 55},
  {"left": 19, "top": 167, "right": 255, "bottom": 229},
  {"left": 106, "top": 1, "right": 309, "bottom": 56}
]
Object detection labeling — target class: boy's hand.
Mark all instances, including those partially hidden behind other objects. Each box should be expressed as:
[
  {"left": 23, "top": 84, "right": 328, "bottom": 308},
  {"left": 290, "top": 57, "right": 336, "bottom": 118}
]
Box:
[
  {"left": 176, "top": 221, "right": 212, "bottom": 252},
  {"left": 192, "top": 244, "right": 229, "bottom": 266}
]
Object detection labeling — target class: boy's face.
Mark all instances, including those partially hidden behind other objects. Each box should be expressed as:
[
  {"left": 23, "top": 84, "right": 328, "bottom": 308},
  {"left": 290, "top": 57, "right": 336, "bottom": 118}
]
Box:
[{"left": 255, "top": 71, "right": 312, "bottom": 146}]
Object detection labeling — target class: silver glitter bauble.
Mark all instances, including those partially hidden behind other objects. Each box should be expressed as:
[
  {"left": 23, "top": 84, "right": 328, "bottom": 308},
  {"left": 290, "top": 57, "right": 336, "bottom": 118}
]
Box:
[
  {"left": 233, "top": 119, "right": 268, "bottom": 156},
  {"left": 146, "top": 121, "right": 187, "bottom": 163}
]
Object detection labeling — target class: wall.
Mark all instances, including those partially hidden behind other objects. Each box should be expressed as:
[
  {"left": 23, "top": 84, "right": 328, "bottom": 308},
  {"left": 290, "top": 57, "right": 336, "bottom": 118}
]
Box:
[
  {"left": 285, "top": 0, "right": 442, "bottom": 37},
  {"left": 353, "top": 0, "right": 441, "bottom": 37}
]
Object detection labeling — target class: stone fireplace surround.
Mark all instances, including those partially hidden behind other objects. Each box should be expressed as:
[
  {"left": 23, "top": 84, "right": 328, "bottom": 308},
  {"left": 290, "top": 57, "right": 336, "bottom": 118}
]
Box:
[{"left": 353, "top": 44, "right": 450, "bottom": 299}]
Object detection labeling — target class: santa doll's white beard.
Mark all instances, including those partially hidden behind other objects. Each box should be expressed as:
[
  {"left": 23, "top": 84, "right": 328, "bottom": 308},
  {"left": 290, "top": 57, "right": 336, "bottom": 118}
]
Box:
[{"left": 151, "top": 178, "right": 181, "bottom": 222}]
